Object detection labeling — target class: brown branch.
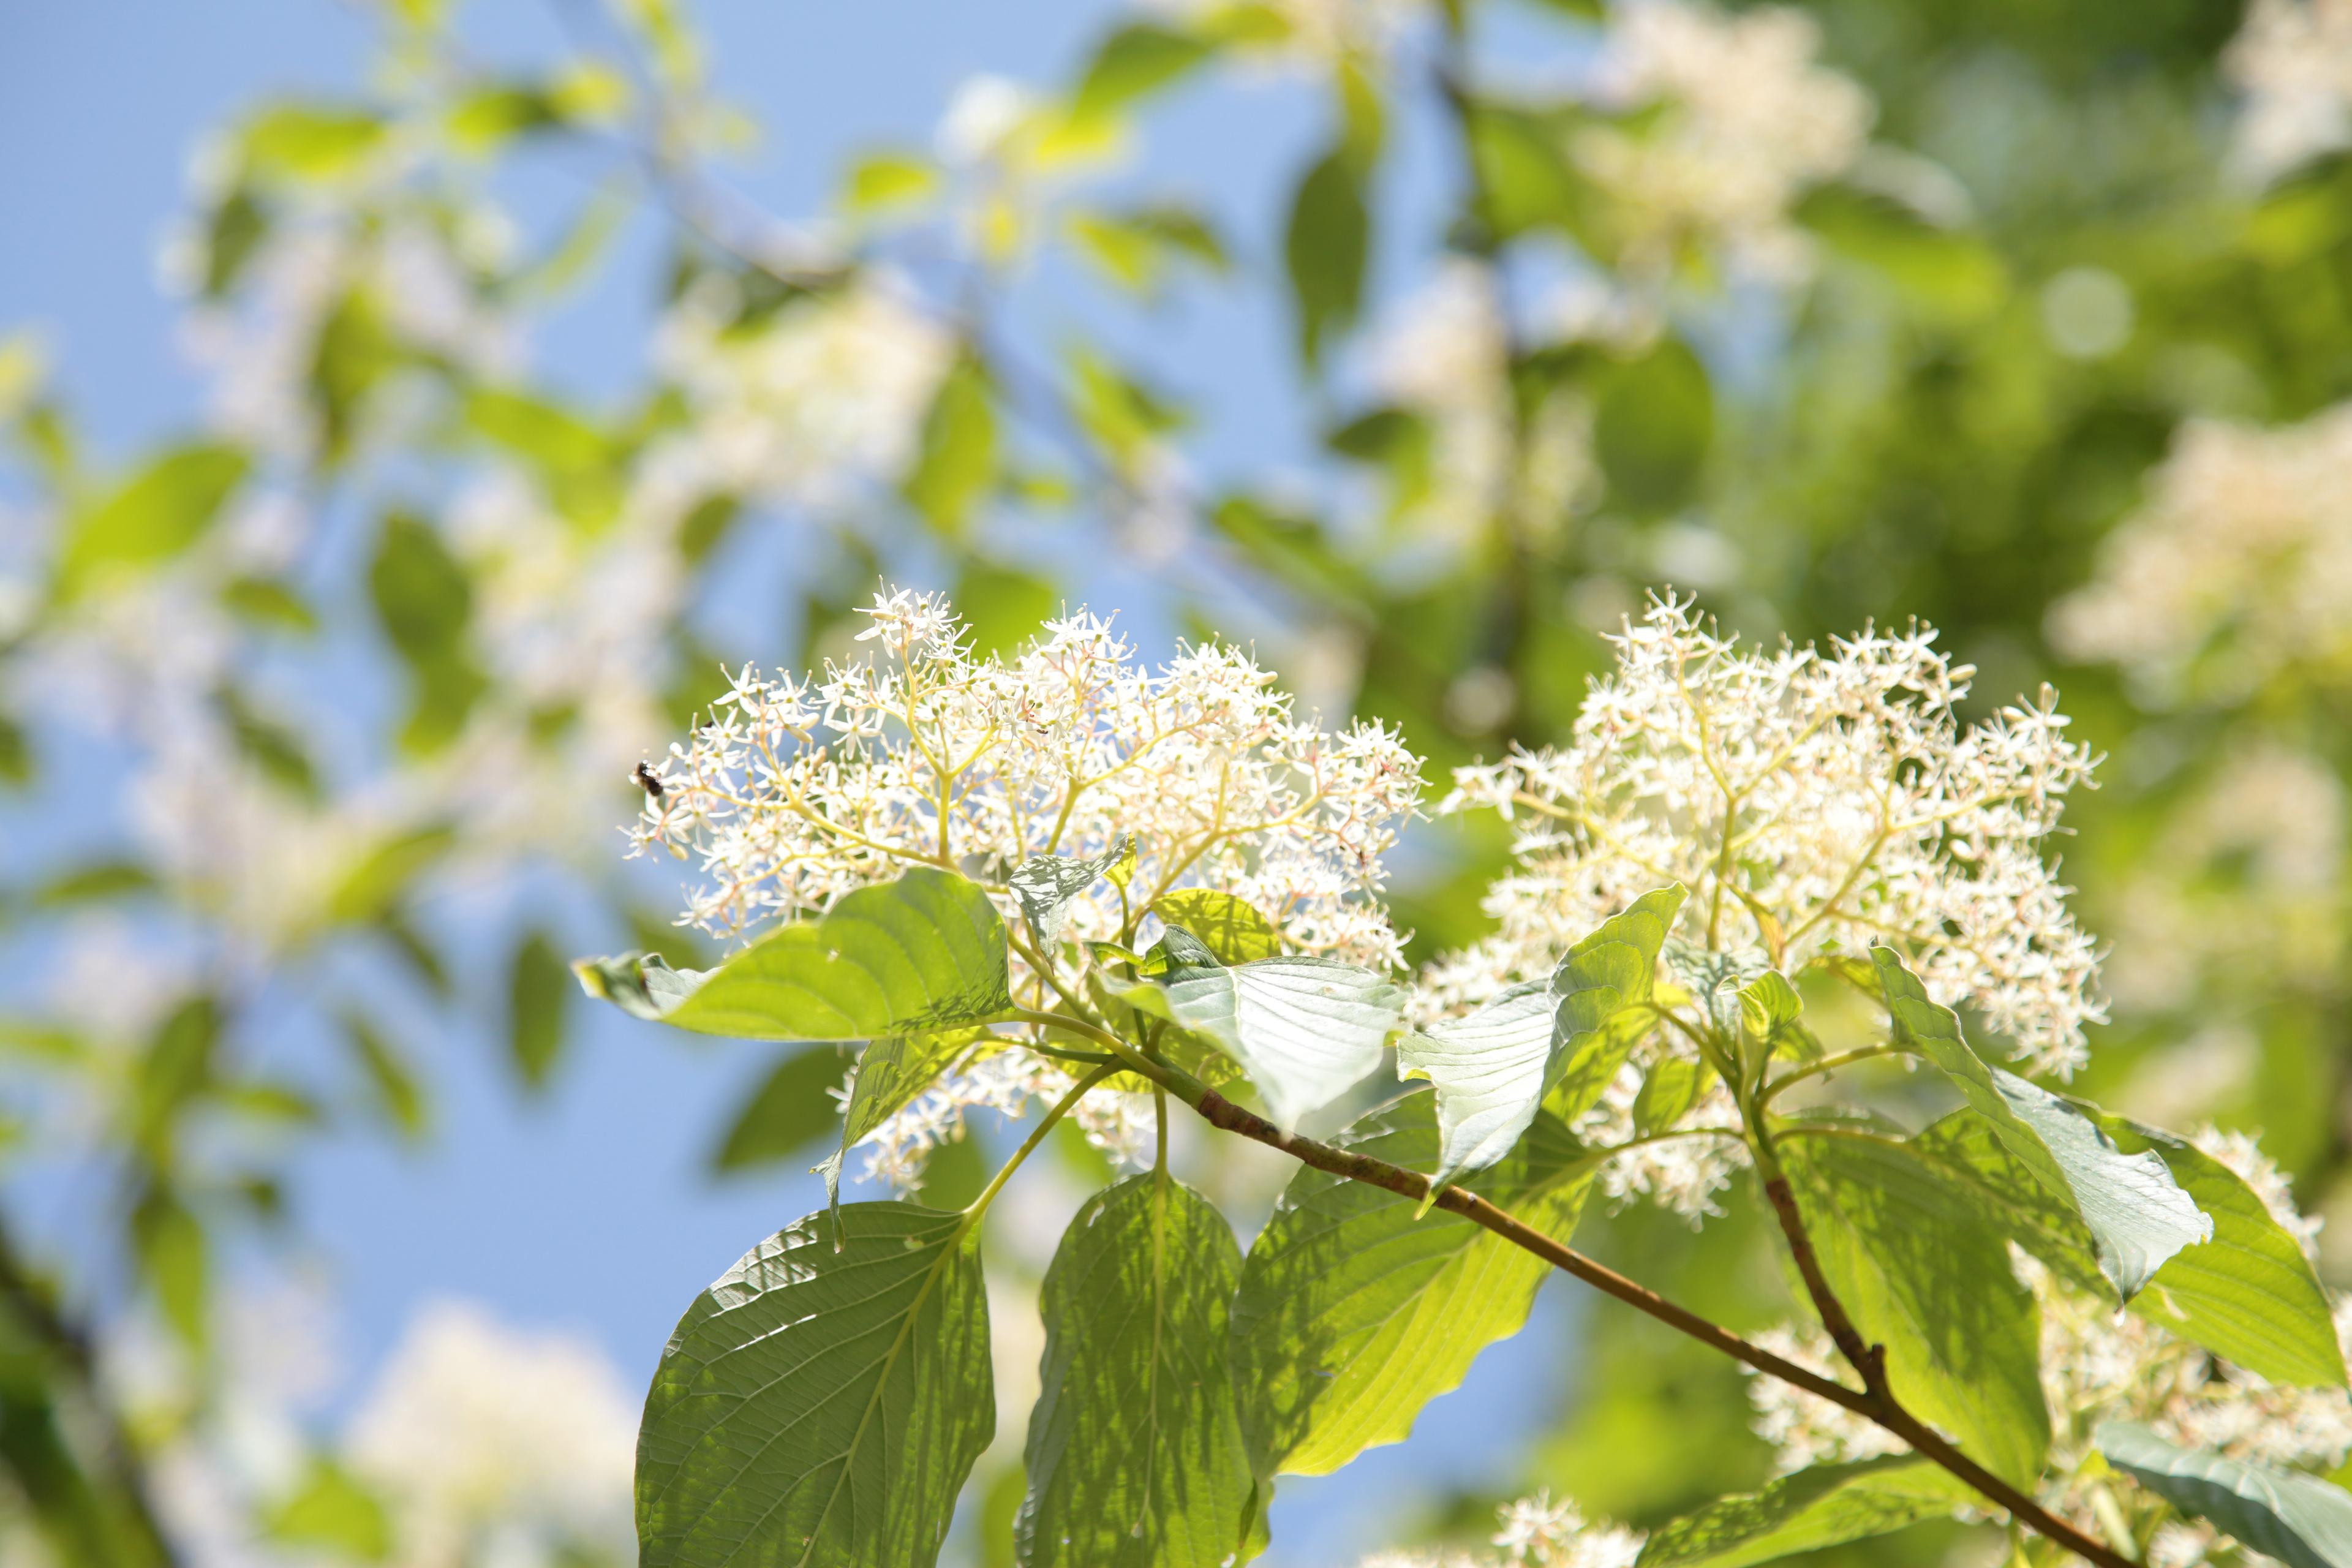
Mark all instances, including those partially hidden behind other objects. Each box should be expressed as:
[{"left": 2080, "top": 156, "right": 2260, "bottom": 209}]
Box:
[{"left": 1187, "top": 1087, "right": 2137, "bottom": 1568}]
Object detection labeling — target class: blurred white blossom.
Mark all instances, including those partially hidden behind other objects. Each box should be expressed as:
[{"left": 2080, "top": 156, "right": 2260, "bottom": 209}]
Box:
[
  {"left": 2051, "top": 404, "right": 2352, "bottom": 704},
  {"left": 2228, "top": 0, "right": 2352, "bottom": 182},
  {"left": 1575, "top": 1, "right": 1874, "bottom": 280},
  {"left": 347, "top": 1302, "right": 636, "bottom": 1568},
  {"left": 1357, "top": 1490, "right": 1643, "bottom": 1568}
]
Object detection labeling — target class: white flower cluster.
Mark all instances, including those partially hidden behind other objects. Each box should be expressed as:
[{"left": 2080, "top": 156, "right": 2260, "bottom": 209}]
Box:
[
  {"left": 636, "top": 585, "right": 1424, "bottom": 965},
  {"left": 2226, "top": 0, "right": 2352, "bottom": 183},
  {"left": 2051, "top": 403, "right": 2352, "bottom": 704},
  {"left": 2098, "top": 742, "right": 2347, "bottom": 1017},
  {"left": 1575, "top": 1, "right": 1874, "bottom": 280},
  {"left": 1359, "top": 1490, "right": 1643, "bottom": 1568},
  {"left": 1363, "top": 260, "right": 1599, "bottom": 570},
  {"left": 1435, "top": 594, "right": 2103, "bottom": 1078},
  {"left": 346, "top": 1301, "right": 638, "bottom": 1568},
  {"left": 657, "top": 276, "right": 952, "bottom": 505},
  {"left": 1750, "top": 1131, "right": 2352, "bottom": 1567},
  {"left": 637, "top": 585, "right": 1420, "bottom": 1191}
]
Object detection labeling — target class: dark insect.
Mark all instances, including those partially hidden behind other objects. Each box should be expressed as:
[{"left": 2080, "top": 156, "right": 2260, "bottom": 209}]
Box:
[{"left": 632, "top": 761, "right": 666, "bottom": 801}]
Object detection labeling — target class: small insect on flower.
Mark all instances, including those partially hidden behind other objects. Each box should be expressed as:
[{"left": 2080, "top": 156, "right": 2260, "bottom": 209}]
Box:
[{"left": 631, "top": 760, "right": 665, "bottom": 801}]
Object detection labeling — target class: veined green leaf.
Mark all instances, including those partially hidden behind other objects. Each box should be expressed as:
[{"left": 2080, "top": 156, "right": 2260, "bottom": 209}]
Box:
[
  {"left": 575, "top": 869, "right": 1014, "bottom": 1041},
  {"left": 638, "top": 1204, "right": 993, "bottom": 1568},
  {"left": 1778, "top": 1128, "right": 2049, "bottom": 1486},
  {"left": 1401, "top": 887, "right": 1684, "bottom": 1188},
  {"left": 1397, "top": 982, "right": 1555, "bottom": 1185},
  {"left": 1548, "top": 885, "right": 1688, "bottom": 1123},
  {"left": 1148, "top": 890, "right": 1279, "bottom": 963},
  {"left": 1918, "top": 1111, "right": 2343, "bottom": 1388},
  {"left": 818, "top": 1026, "right": 997, "bottom": 1204},
  {"left": 1116, "top": 932, "right": 1406, "bottom": 1129},
  {"left": 1010, "top": 836, "right": 1134, "bottom": 947},
  {"left": 1637, "top": 1456, "right": 1977, "bottom": 1568},
  {"left": 1871, "top": 948, "right": 2209, "bottom": 1299},
  {"left": 1018, "top": 1174, "right": 1255, "bottom": 1567},
  {"left": 2100, "top": 1421, "right": 2352, "bottom": 1568},
  {"left": 1229, "top": 1091, "right": 1593, "bottom": 1478}
]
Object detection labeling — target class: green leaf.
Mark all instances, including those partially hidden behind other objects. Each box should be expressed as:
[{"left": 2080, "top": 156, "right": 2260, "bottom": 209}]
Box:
[
  {"left": 904, "top": 357, "right": 998, "bottom": 537},
  {"left": 1778, "top": 1128, "right": 2048, "bottom": 1485},
  {"left": 1229, "top": 1091, "right": 1593, "bottom": 1478},
  {"left": 507, "top": 930, "right": 570, "bottom": 1091},
  {"left": 710, "top": 1046, "right": 854, "bottom": 1172},
  {"left": 638, "top": 1203, "right": 993, "bottom": 1568},
  {"left": 1634, "top": 1055, "right": 1711, "bottom": 1137},
  {"left": 1548, "top": 885, "right": 1688, "bottom": 1123},
  {"left": 1010, "top": 836, "right": 1134, "bottom": 947},
  {"left": 1017, "top": 1174, "right": 1256, "bottom": 1567},
  {"left": 1919, "top": 1112, "right": 2344, "bottom": 1388},
  {"left": 243, "top": 104, "right": 386, "bottom": 183},
  {"left": 843, "top": 150, "right": 941, "bottom": 215},
  {"left": 58, "top": 443, "right": 249, "bottom": 595},
  {"left": 1071, "top": 23, "right": 1215, "bottom": 120},
  {"left": 2100, "top": 1421, "right": 2352, "bottom": 1568},
  {"left": 132, "top": 1186, "right": 208, "bottom": 1349},
  {"left": 1284, "top": 147, "right": 1369, "bottom": 371},
  {"left": 1401, "top": 886, "right": 1684, "bottom": 1187},
  {"left": 1637, "top": 1457, "right": 1977, "bottom": 1568},
  {"left": 1794, "top": 184, "right": 2007, "bottom": 322},
  {"left": 1148, "top": 889, "right": 1281, "bottom": 963},
  {"left": 340, "top": 1014, "right": 428, "bottom": 1144},
  {"left": 265, "top": 1459, "right": 391, "bottom": 1561},
  {"left": 577, "top": 869, "right": 1014, "bottom": 1041},
  {"left": 1116, "top": 933, "right": 1406, "bottom": 1129},
  {"left": 1064, "top": 206, "right": 1231, "bottom": 296},
  {"left": 1396, "top": 982, "right": 1555, "bottom": 1185},
  {"left": 1872, "top": 947, "right": 2209, "bottom": 1300},
  {"left": 219, "top": 575, "right": 318, "bottom": 633},
  {"left": 1594, "top": 341, "right": 1714, "bottom": 514},
  {"left": 951, "top": 560, "right": 1057, "bottom": 656}
]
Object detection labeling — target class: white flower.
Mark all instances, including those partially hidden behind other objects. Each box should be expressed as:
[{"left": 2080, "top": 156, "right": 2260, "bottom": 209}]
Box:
[
  {"left": 1574, "top": 1, "right": 1874, "bottom": 280},
  {"left": 2050, "top": 404, "right": 2352, "bottom": 704},
  {"left": 1355, "top": 1491, "right": 1643, "bottom": 1568},
  {"left": 636, "top": 585, "right": 1424, "bottom": 970},
  {"left": 658, "top": 277, "right": 951, "bottom": 504},
  {"left": 346, "top": 1301, "right": 636, "bottom": 1568},
  {"left": 2227, "top": 0, "right": 2352, "bottom": 182},
  {"left": 1434, "top": 593, "right": 2105, "bottom": 1079}
]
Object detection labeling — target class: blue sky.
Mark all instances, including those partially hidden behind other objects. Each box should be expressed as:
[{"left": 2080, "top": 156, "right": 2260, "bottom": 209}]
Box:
[{"left": 0, "top": 2, "right": 1585, "bottom": 1559}]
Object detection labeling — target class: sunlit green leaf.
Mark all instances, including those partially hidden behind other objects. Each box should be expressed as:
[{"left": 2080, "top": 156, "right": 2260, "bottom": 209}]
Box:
[
  {"left": 1011, "top": 836, "right": 1134, "bottom": 947},
  {"left": 905, "top": 357, "right": 998, "bottom": 537},
  {"left": 1071, "top": 23, "right": 1216, "bottom": 120},
  {"left": 340, "top": 1014, "right": 428, "bottom": 1144},
  {"left": 576, "top": 868, "right": 1014, "bottom": 1041},
  {"left": 265, "top": 1459, "right": 392, "bottom": 1561},
  {"left": 1919, "top": 1110, "right": 2343, "bottom": 1388},
  {"left": 1548, "top": 885, "right": 1688, "bottom": 1123},
  {"left": 1230, "top": 1091, "right": 1593, "bottom": 1478},
  {"left": 638, "top": 1203, "right": 993, "bottom": 1568},
  {"left": 1872, "top": 947, "right": 2209, "bottom": 1300},
  {"left": 58, "top": 443, "right": 249, "bottom": 596},
  {"left": 1150, "top": 890, "right": 1281, "bottom": 963},
  {"left": 1594, "top": 341, "right": 1713, "bottom": 514},
  {"left": 1116, "top": 932, "right": 1406, "bottom": 1128},
  {"left": 1018, "top": 1174, "right": 1256, "bottom": 1567},
  {"left": 1637, "top": 1456, "right": 1977, "bottom": 1568},
  {"left": 1778, "top": 1128, "right": 2048, "bottom": 1485}
]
